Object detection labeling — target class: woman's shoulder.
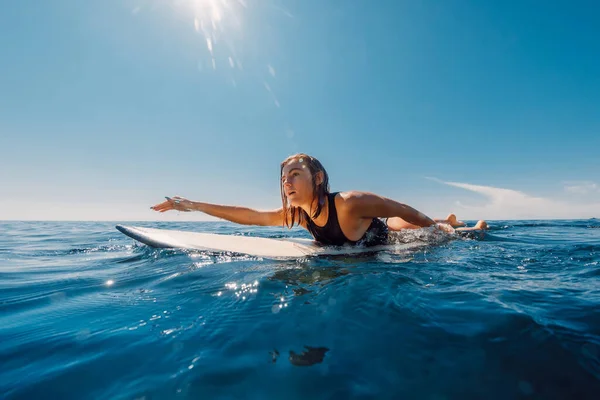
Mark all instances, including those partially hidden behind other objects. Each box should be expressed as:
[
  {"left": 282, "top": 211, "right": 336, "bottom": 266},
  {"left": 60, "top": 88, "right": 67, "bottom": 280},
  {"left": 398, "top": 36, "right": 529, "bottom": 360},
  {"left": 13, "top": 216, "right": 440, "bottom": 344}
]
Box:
[
  {"left": 333, "top": 190, "right": 375, "bottom": 211},
  {"left": 334, "top": 190, "right": 375, "bottom": 201},
  {"left": 335, "top": 190, "right": 381, "bottom": 214}
]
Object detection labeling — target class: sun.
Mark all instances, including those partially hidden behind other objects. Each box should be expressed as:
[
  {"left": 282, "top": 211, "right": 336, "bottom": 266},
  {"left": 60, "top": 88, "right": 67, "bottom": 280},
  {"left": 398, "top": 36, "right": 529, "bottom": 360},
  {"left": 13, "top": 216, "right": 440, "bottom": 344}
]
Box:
[
  {"left": 177, "top": 0, "right": 241, "bottom": 35},
  {"left": 190, "top": 0, "right": 224, "bottom": 23},
  {"left": 170, "top": 0, "right": 244, "bottom": 67}
]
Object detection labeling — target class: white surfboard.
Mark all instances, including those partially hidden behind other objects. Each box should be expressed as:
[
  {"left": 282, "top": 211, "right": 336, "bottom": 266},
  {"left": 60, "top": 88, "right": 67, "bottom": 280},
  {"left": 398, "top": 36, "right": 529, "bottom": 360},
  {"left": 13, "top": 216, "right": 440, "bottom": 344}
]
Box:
[{"left": 115, "top": 225, "right": 421, "bottom": 259}]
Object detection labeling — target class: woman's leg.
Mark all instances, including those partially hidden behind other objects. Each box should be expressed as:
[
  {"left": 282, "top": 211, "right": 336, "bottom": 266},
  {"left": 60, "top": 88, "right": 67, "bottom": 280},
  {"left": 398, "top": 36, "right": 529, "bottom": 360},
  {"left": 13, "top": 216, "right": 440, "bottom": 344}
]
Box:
[
  {"left": 387, "top": 213, "right": 467, "bottom": 231},
  {"left": 455, "top": 220, "right": 488, "bottom": 231},
  {"left": 385, "top": 217, "right": 421, "bottom": 231},
  {"left": 386, "top": 214, "right": 488, "bottom": 232}
]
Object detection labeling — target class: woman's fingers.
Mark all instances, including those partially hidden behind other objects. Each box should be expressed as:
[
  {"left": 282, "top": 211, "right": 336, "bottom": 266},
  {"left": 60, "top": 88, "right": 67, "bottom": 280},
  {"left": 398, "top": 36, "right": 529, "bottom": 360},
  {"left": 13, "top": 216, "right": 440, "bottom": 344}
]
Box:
[
  {"left": 151, "top": 196, "right": 192, "bottom": 212},
  {"left": 151, "top": 200, "right": 173, "bottom": 211},
  {"left": 151, "top": 197, "right": 188, "bottom": 212}
]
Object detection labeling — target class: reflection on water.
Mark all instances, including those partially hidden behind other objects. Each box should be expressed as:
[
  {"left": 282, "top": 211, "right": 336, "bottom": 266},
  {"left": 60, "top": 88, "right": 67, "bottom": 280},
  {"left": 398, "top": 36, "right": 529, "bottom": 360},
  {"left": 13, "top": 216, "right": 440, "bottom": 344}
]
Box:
[
  {"left": 268, "top": 265, "right": 351, "bottom": 287},
  {"left": 292, "top": 287, "right": 312, "bottom": 296},
  {"left": 288, "top": 346, "right": 330, "bottom": 367}
]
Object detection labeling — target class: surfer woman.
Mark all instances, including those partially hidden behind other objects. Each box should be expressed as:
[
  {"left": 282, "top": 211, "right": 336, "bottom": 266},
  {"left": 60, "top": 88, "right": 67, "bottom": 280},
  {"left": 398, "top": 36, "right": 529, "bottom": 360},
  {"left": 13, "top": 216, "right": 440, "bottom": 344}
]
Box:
[{"left": 151, "top": 153, "right": 488, "bottom": 247}]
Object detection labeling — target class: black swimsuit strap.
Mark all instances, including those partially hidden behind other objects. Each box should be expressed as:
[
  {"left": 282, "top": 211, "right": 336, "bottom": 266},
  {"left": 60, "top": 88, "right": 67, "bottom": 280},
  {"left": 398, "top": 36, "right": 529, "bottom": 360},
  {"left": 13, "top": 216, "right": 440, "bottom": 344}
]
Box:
[
  {"left": 306, "top": 192, "right": 351, "bottom": 246},
  {"left": 306, "top": 192, "right": 389, "bottom": 247}
]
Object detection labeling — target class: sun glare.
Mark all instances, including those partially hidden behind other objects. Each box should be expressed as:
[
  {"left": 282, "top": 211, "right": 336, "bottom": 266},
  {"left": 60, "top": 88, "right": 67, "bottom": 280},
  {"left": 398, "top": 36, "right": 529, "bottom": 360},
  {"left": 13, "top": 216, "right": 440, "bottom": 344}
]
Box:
[
  {"left": 132, "top": 0, "right": 288, "bottom": 108},
  {"left": 169, "top": 0, "right": 244, "bottom": 70}
]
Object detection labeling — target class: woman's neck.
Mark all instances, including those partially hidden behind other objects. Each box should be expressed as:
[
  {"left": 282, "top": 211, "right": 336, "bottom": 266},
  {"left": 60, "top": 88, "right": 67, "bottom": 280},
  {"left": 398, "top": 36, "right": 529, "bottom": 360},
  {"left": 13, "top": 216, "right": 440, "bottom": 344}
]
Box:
[{"left": 300, "top": 193, "right": 329, "bottom": 226}]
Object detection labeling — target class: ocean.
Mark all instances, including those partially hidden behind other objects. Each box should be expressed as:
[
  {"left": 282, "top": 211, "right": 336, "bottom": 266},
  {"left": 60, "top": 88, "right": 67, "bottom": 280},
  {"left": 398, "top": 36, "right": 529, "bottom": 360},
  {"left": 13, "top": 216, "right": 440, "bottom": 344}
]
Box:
[{"left": 1, "top": 220, "right": 599, "bottom": 399}]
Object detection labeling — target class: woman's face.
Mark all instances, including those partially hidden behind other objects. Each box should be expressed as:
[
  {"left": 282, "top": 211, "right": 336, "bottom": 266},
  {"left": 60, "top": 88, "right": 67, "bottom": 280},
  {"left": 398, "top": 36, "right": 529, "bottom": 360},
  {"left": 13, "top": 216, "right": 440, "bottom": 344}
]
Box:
[{"left": 281, "top": 158, "right": 321, "bottom": 207}]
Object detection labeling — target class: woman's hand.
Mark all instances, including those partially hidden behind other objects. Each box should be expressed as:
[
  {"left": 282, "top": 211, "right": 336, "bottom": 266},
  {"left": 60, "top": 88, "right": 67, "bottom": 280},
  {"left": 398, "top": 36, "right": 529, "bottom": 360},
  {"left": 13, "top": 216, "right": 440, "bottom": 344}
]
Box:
[{"left": 150, "top": 196, "right": 194, "bottom": 212}]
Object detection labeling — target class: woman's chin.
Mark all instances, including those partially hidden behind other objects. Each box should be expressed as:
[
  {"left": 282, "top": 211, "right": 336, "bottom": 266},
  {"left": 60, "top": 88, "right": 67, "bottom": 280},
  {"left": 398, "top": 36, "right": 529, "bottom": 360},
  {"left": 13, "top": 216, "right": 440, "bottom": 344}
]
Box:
[{"left": 287, "top": 198, "right": 301, "bottom": 207}]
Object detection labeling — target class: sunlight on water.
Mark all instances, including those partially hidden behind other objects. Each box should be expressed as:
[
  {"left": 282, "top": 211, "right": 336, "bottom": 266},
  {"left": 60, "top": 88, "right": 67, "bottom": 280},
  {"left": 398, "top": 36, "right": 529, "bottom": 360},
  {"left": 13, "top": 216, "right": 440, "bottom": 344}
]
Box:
[{"left": 224, "top": 280, "right": 259, "bottom": 300}]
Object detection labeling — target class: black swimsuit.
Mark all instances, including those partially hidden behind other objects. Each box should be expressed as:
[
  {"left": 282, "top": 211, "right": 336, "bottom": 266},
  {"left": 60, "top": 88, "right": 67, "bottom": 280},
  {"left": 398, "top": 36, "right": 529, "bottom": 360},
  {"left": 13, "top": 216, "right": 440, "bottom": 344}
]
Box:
[{"left": 305, "top": 192, "right": 389, "bottom": 247}]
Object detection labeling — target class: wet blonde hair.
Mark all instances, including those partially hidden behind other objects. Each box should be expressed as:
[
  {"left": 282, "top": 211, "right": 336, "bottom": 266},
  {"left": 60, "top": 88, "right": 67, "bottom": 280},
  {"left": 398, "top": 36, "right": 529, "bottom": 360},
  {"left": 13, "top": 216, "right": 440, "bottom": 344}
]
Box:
[{"left": 279, "top": 153, "right": 331, "bottom": 228}]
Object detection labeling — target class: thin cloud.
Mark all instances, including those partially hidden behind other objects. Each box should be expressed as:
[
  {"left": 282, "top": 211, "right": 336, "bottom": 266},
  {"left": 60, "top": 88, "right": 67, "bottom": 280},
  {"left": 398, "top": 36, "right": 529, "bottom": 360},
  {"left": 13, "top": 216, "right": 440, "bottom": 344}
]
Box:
[
  {"left": 563, "top": 181, "right": 599, "bottom": 195},
  {"left": 429, "top": 178, "right": 600, "bottom": 220}
]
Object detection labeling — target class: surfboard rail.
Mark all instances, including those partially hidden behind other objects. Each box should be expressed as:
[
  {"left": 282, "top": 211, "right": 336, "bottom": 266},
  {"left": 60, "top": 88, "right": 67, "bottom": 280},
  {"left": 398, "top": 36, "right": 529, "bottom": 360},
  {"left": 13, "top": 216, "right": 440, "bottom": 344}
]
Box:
[{"left": 115, "top": 225, "right": 421, "bottom": 259}]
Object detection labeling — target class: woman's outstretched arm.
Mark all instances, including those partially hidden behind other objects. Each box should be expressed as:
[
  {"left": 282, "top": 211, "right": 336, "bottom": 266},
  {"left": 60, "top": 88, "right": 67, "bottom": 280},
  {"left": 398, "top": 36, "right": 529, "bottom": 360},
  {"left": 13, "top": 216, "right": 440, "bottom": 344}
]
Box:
[{"left": 151, "top": 196, "right": 284, "bottom": 226}]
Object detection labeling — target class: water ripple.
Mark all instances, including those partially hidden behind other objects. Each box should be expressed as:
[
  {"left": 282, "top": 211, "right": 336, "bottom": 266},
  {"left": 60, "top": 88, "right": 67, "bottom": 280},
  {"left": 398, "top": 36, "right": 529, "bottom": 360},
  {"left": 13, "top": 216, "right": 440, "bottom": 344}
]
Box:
[{"left": 1, "top": 221, "right": 599, "bottom": 399}]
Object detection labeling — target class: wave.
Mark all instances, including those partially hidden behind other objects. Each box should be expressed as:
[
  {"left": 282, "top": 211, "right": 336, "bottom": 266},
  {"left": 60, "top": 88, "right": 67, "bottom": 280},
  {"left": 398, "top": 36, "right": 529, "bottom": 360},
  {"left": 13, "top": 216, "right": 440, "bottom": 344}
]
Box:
[{"left": 490, "top": 220, "right": 600, "bottom": 229}]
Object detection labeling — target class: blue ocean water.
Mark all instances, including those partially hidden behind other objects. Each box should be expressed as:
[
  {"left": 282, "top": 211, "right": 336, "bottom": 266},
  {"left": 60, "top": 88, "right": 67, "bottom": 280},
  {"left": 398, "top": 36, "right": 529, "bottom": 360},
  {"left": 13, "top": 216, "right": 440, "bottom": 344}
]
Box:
[{"left": 1, "top": 220, "right": 599, "bottom": 399}]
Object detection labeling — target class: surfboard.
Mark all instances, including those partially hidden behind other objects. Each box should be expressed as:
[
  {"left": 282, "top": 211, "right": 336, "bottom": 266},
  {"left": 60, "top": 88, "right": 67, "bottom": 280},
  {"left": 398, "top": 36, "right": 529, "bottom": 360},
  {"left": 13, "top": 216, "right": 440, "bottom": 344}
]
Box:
[{"left": 115, "top": 225, "right": 421, "bottom": 259}]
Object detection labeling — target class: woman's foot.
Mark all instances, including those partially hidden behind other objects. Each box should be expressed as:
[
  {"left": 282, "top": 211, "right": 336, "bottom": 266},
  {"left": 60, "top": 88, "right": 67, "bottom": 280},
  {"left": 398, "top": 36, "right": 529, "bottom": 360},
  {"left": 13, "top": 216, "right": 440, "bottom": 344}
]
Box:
[
  {"left": 474, "top": 220, "right": 488, "bottom": 230},
  {"left": 455, "top": 220, "right": 488, "bottom": 232},
  {"left": 435, "top": 213, "right": 466, "bottom": 228}
]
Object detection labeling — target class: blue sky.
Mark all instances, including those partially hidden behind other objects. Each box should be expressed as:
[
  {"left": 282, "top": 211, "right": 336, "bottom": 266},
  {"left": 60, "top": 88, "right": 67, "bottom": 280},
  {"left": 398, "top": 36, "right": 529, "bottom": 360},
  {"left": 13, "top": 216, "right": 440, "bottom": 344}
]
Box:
[{"left": 1, "top": 0, "right": 599, "bottom": 221}]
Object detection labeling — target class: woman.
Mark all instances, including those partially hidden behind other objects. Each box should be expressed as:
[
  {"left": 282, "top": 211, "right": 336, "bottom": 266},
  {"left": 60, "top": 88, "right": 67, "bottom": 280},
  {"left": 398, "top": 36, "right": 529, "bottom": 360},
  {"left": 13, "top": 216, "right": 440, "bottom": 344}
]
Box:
[{"left": 151, "top": 153, "right": 488, "bottom": 247}]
